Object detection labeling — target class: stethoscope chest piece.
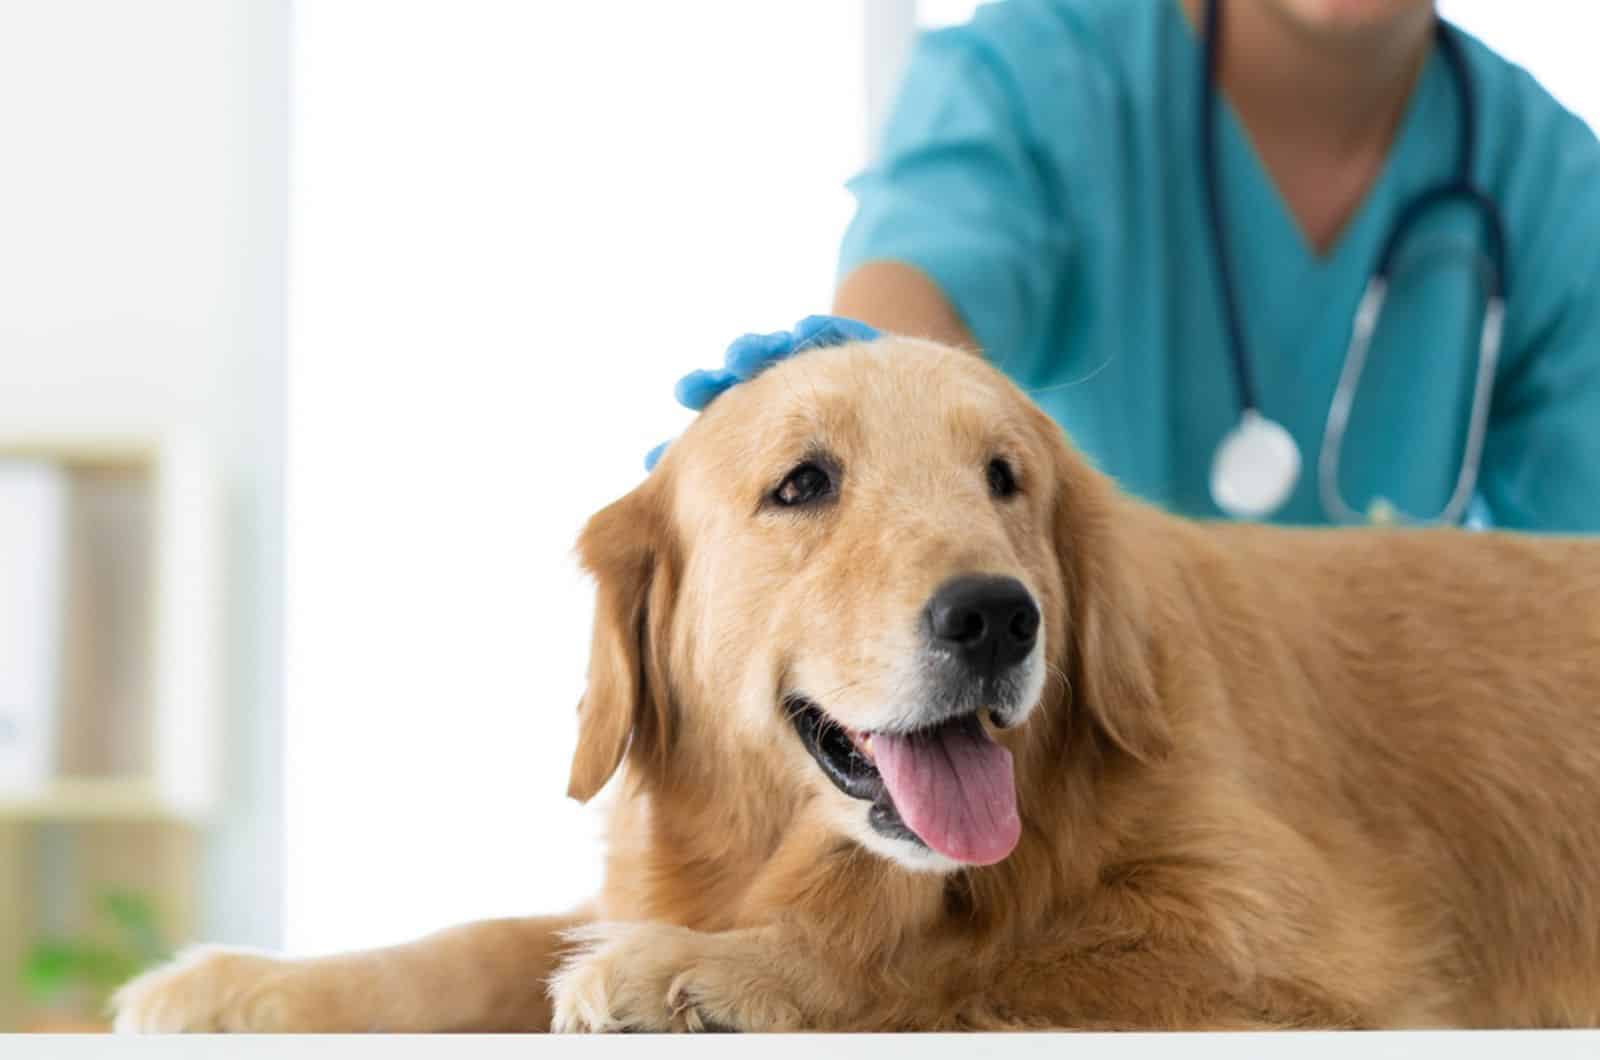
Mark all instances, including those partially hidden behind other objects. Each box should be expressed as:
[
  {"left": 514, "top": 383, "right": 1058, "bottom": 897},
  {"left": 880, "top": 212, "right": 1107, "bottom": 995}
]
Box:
[
  {"left": 1210, "top": 409, "right": 1301, "bottom": 520},
  {"left": 1197, "top": 0, "right": 1504, "bottom": 526}
]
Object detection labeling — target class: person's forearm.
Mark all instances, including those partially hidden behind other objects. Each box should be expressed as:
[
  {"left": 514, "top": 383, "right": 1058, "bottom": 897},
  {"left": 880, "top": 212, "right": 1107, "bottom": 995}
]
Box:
[{"left": 833, "top": 261, "right": 980, "bottom": 353}]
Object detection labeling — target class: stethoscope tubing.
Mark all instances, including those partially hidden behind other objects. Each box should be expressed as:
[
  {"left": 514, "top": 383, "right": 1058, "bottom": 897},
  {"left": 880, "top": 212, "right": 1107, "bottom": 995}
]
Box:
[
  {"left": 1200, "top": 0, "right": 1510, "bottom": 526},
  {"left": 1317, "top": 280, "right": 1506, "bottom": 526}
]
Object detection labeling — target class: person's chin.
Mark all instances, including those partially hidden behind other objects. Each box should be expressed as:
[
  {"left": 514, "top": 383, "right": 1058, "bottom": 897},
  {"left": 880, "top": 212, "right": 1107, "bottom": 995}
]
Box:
[{"left": 1273, "top": 0, "right": 1433, "bottom": 35}]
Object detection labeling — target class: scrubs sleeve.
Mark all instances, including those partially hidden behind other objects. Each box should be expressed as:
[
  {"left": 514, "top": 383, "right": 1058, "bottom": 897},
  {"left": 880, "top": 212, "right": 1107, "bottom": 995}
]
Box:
[
  {"left": 837, "top": 29, "right": 1072, "bottom": 368},
  {"left": 1477, "top": 251, "right": 1600, "bottom": 532}
]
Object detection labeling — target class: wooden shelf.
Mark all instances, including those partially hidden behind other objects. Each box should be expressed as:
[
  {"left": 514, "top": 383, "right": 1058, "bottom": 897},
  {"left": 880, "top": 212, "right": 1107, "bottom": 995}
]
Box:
[
  {"left": 0, "top": 778, "right": 200, "bottom": 823},
  {"left": 0, "top": 432, "right": 217, "bottom": 1029},
  {"left": 0, "top": 432, "right": 221, "bottom": 818},
  {"left": 0, "top": 435, "right": 159, "bottom": 470}
]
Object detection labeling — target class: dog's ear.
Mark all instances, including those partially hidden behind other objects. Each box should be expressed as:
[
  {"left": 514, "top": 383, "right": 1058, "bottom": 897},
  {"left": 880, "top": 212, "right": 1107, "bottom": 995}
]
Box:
[
  {"left": 567, "top": 481, "right": 679, "bottom": 803},
  {"left": 1052, "top": 449, "right": 1171, "bottom": 765}
]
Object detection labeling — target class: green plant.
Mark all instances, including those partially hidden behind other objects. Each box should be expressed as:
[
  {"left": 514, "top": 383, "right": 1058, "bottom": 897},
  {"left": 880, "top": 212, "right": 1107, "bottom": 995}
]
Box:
[{"left": 20, "top": 890, "right": 171, "bottom": 1014}]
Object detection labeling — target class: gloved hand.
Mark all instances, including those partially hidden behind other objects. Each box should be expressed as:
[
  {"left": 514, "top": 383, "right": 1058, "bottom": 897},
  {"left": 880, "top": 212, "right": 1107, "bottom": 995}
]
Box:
[{"left": 645, "top": 315, "right": 879, "bottom": 470}]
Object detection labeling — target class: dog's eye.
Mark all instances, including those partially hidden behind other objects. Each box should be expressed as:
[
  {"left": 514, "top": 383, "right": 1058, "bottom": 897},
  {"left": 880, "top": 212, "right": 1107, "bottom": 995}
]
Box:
[
  {"left": 774, "top": 463, "right": 833, "bottom": 507},
  {"left": 987, "top": 457, "right": 1019, "bottom": 499}
]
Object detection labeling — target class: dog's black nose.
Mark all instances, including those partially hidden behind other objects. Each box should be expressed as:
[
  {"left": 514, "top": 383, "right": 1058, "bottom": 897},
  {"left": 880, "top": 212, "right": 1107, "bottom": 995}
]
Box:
[{"left": 925, "top": 575, "right": 1040, "bottom": 676}]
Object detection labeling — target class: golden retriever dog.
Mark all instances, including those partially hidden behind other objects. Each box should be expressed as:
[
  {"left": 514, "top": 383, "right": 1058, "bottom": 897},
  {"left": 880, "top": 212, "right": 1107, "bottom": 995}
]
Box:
[{"left": 113, "top": 335, "right": 1600, "bottom": 1032}]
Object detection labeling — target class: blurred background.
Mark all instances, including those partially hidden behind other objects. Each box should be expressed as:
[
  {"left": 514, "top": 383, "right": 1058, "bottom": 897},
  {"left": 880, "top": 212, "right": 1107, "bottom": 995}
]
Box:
[{"left": 0, "top": 0, "right": 1595, "bottom": 1032}]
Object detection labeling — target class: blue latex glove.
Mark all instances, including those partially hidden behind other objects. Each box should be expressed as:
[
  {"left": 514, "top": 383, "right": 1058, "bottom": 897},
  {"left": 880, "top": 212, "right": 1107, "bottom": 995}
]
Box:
[{"left": 645, "top": 315, "right": 879, "bottom": 470}]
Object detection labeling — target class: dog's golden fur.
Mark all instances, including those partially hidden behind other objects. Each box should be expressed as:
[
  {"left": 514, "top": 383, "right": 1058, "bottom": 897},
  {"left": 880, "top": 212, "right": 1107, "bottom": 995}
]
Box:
[{"left": 114, "top": 337, "right": 1600, "bottom": 1032}]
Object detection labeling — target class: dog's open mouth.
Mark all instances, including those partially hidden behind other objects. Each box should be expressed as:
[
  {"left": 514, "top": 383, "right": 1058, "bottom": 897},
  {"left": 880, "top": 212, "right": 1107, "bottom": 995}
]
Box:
[{"left": 786, "top": 696, "right": 1021, "bottom": 866}]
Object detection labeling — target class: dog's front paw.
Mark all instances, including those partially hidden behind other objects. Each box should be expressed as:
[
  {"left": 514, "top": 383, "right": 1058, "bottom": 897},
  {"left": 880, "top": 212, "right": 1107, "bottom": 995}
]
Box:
[
  {"left": 111, "top": 946, "right": 316, "bottom": 1033},
  {"left": 548, "top": 922, "right": 805, "bottom": 1033}
]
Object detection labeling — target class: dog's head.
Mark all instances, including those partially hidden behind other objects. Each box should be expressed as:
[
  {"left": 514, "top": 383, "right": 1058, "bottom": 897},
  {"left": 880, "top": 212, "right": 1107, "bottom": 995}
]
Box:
[{"left": 567, "top": 337, "right": 1166, "bottom": 874}]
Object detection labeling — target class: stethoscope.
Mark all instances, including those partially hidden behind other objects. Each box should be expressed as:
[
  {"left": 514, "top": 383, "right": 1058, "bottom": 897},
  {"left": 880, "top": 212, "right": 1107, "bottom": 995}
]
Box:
[{"left": 1201, "top": 0, "right": 1509, "bottom": 525}]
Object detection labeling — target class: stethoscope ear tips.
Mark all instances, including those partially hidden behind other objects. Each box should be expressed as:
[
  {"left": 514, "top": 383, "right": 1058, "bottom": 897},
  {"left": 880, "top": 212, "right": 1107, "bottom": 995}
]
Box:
[{"left": 1211, "top": 409, "right": 1301, "bottom": 520}]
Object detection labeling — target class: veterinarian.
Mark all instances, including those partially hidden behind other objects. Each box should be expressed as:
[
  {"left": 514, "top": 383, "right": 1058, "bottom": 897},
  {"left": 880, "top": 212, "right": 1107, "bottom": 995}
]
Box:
[{"left": 830, "top": 0, "right": 1600, "bottom": 530}]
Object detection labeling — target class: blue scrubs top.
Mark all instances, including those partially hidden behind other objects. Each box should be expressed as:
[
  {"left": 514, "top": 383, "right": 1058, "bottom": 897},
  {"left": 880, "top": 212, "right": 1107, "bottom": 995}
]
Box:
[{"left": 839, "top": 0, "right": 1600, "bottom": 530}]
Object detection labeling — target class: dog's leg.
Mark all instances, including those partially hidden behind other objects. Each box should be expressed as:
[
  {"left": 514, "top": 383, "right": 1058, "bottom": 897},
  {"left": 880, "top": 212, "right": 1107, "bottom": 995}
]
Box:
[
  {"left": 113, "top": 911, "right": 589, "bottom": 1032},
  {"left": 547, "top": 917, "right": 1365, "bottom": 1032},
  {"left": 548, "top": 921, "right": 822, "bottom": 1033}
]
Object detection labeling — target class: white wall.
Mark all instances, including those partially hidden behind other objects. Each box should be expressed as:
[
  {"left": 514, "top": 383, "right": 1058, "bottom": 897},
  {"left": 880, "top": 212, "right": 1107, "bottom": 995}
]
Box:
[
  {"left": 286, "top": 1, "right": 866, "bottom": 954},
  {"left": 0, "top": 0, "right": 287, "bottom": 948},
  {"left": 1438, "top": 1, "right": 1600, "bottom": 129}
]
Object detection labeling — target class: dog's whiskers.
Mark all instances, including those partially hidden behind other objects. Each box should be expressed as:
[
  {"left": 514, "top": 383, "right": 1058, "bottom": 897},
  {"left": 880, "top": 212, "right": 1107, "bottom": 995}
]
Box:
[
  {"left": 1044, "top": 661, "right": 1073, "bottom": 700},
  {"left": 782, "top": 693, "right": 852, "bottom": 746},
  {"left": 806, "top": 677, "right": 870, "bottom": 712}
]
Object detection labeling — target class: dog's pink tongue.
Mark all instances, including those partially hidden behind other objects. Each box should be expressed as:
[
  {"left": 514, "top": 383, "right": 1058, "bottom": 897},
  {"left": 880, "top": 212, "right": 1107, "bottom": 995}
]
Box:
[{"left": 871, "top": 720, "right": 1020, "bottom": 865}]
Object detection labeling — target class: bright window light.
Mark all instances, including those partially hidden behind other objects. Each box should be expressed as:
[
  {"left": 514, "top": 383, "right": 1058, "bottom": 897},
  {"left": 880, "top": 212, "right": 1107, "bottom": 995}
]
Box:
[
  {"left": 1440, "top": 2, "right": 1600, "bottom": 132},
  {"left": 917, "top": 0, "right": 985, "bottom": 30},
  {"left": 287, "top": 3, "right": 864, "bottom": 955}
]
